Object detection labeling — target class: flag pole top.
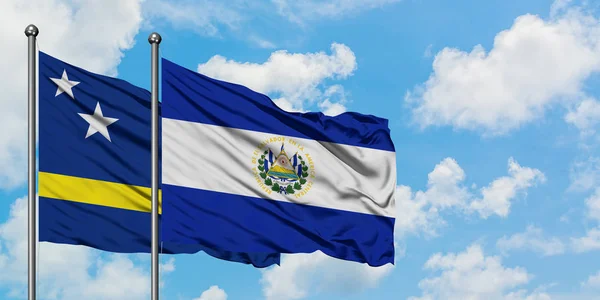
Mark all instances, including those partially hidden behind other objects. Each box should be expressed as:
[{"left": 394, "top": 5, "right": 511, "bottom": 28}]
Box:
[
  {"left": 148, "top": 32, "right": 162, "bottom": 44},
  {"left": 24, "top": 24, "right": 39, "bottom": 37}
]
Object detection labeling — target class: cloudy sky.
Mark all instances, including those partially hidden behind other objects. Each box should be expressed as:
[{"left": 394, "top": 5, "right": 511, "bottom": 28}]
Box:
[{"left": 1, "top": 0, "right": 600, "bottom": 299}]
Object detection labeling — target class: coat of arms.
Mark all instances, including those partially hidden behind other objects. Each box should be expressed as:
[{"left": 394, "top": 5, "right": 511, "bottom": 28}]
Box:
[{"left": 254, "top": 141, "right": 311, "bottom": 195}]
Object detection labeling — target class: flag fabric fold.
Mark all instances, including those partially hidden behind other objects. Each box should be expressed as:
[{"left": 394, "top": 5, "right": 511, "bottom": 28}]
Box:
[
  {"left": 38, "top": 51, "right": 280, "bottom": 268},
  {"left": 160, "top": 58, "right": 397, "bottom": 267}
]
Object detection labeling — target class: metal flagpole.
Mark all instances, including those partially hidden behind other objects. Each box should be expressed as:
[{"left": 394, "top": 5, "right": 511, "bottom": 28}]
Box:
[
  {"left": 148, "top": 32, "right": 162, "bottom": 300},
  {"left": 25, "top": 24, "right": 39, "bottom": 300}
]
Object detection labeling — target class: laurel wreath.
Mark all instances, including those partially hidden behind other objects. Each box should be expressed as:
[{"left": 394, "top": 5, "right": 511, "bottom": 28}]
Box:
[{"left": 257, "top": 149, "right": 309, "bottom": 194}]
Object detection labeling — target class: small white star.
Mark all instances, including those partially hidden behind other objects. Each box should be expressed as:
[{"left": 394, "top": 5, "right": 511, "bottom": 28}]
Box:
[
  {"left": 50, "top": 70, "right": 80, "bottom": 99},
  {"left": 78, "top": 102, "right": 119, "bottom": 142}
]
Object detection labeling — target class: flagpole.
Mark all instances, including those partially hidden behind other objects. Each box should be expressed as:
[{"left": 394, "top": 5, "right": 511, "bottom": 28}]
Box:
[
  {"left": 148, "top": 32, "right": 162, "bottom": 300},
  {"left": 25, "top": 24, "right": 39, "bottom": 300}
]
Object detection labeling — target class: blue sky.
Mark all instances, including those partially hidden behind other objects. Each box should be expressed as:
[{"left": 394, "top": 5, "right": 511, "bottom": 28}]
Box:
[{"left": 1, "top": 0, "right": 600, "bottom": 299}]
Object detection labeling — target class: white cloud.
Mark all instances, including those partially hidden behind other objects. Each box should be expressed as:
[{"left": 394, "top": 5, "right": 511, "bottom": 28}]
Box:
[
  {"left": 143, "top": 0, "right": 244, "bottom": 37},
  {"left": 272, "top": 98, "right": 306, "bottom": 113},
  {"left": 424, "top": 44, "right": 434, "bottom": 58},
  {"left": 396, "top": 157, "right": 545, "bottom": 237},
  {"left": 143, "top": 0, "right": 398, "bottom": 46},
  {"left": 394, "top": 158, "right": 468, "bottom": 238},
  {"left": 550, "top": 0, "right": 574, "bottom": 17},
  {"left": 565, "top": 97, "right": 600, "bottom": 137},
  {"left": 468, "top": 158, "right": 546, "bottom": 219},
  {"left": 406, "top": 5, "right": 600, "bottom": 135},
  {"left": 0, "top": 0, "right": 144, "bottom": 189},
  {"left": 160, "top": 257, "right": 176, "bottom": 273},
  {"left": 571, "top": 228, "right": 600, "bottom": 253},
  {"left": 409, "top": 243, "right": 541, "bottom": 300},
  {"left": 570, "top": 187, "right": 600, "bottom": 253},
  {"left": 317, "top": 85, "right": 348, "bottom": 116},
  {"left": 194, "top": 285, "right": 228, "bottom": 300},
  {"left": 272, "top": 0, "right": 401, "bottom": 25},
  {"left": 569, "top": 156, "right": 600, "bottom": 192},
  {"left": 248, "top": 35, "right": 277, "bottom": 49},
  {"left": 559, "top": 207, "right": 578, "bottom": 223},
  {"left": 73, "top": 255, "right": 150, "bottom": 300},
  {"left": 259, "top": 251, "right": 394, "bottom": 300},
  {"left": 504, "top": 289, "right": 552, "bottom": 300},
  {"left": 394, "top": 185, "right": 446, "bottom": 238},
  {"left": 581, "top": 270, "right": 600, "bottom": 289},
  {"left": 0, "top": 197, "right": 175, "bottom": 300},
  {"left": 197, "top": 43, "right": 356, "bottom": 112},
  {"left": 318, "top": 99, "right": 346, "bottom": 116},
  {"left": 496, "top": 225, "right": 566, "bottom": 256},
  {"left": 569, "top": 189, "right": 600, "bottom": 253},
  {"left": 585, "top": 188, "right": 600, "bottom": 222}
]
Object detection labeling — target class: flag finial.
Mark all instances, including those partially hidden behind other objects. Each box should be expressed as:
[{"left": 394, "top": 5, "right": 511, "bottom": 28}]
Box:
[
  {"left": 148, "top": 32, "right": 162, "bottom": 44},
  {"left": 24, "top": 24, "right": 39, "bottom": 37}
]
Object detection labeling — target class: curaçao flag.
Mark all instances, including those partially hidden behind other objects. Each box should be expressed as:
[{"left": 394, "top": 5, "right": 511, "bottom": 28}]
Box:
[
  {"left": 161, "top": 58, "right": 396, "bottom": 266},
  {"left": 38, "top": 51, "right": 279, "bottom": 268}
]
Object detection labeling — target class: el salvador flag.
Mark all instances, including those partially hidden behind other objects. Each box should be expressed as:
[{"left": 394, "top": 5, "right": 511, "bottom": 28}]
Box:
[{"left": 161, "top": 58, "right": 396, "bottom": 266}]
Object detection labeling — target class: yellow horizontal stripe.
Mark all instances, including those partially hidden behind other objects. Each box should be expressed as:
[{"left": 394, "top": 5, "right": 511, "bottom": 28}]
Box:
[{"left": 39, "top": 172, "right": 161, "bottom": 214}]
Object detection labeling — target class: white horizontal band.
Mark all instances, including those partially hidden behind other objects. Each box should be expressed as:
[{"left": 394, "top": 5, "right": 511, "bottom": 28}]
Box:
[{"left": 162, "top": 118, "right": 396, "bottom": 218}]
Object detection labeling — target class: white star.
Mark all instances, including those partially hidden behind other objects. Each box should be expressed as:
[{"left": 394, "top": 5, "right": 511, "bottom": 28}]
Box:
[
  {"left": 78, "top": 102, "right": 119, "bottom": 142},
  {"left": 50, "top": 70, "right": 80, "bottom": 99}
]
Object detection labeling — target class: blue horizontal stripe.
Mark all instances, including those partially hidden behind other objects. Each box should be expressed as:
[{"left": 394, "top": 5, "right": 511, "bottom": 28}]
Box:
[
  {"left": 161, "top": 58, "right": 395, "bottom": 152},
  {"left": 161, "top": 185, "right": 395, "bottom": 267},
  {"left": 39, "top": 197, "right": 280, "bottom": 268}
]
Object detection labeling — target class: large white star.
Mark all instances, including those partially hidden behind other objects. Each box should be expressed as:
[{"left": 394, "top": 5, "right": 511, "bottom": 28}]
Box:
[
  {"left": 78, "top": 102, "right": 119, "bottom": 142},
  {"left": 50, "top": 70, "right": 80, "bottom": 99}
]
